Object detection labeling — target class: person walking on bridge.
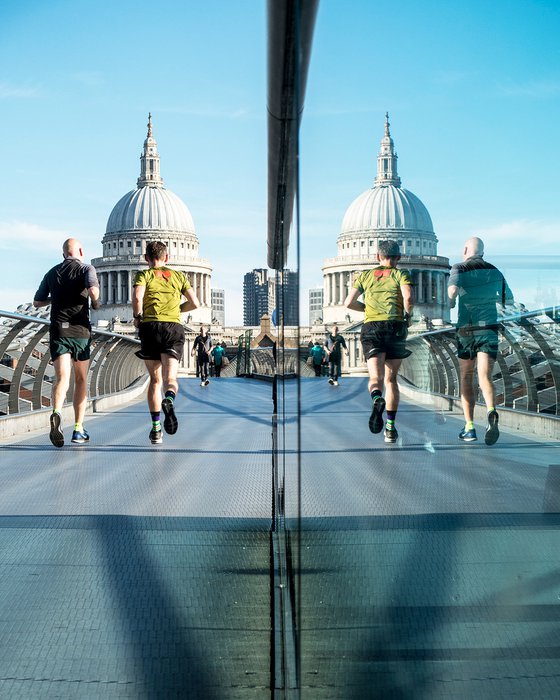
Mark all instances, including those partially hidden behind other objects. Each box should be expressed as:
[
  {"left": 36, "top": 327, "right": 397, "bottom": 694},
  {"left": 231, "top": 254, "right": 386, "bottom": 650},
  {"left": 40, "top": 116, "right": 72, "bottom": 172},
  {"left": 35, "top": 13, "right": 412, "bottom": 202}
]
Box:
[
  {"left": 344, "top": 240, "right": 414, "bottom": 443},
  {"left": 324, "top": 325, "right": 348, "bottom": 386},
  {"left": 132, "top": 241, "right": 199, "bottom": 445},
  {"left": 309, "top": 340, "right": 326, "bottom": 377},
  {"left": 211, "top": 342, "right": 225, "bottom": 377},
  {"left": 192, "top": 326, "right": 212, "bottom": 386},
  {"left": 33, "top": 238, "right": 100, "bottom": 447},
  {"left": 448, "top": 236, "right": 513, "bottom": 445}
]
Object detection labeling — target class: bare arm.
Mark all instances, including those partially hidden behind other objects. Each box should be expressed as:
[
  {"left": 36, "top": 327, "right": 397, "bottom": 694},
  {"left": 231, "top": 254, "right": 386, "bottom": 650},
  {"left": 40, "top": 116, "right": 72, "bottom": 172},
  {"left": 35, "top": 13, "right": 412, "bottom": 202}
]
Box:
[
  {"left": 132, "top": 285, "right": 145, "bottom": 328},
  {"left": 88, "top": 286, "right": 100, "bottom": 310},
  {"left": 448, "top": 284, "right": 458, "bottom": 309},
  {"left": 401, "top": 284, "right": 414, "bottom": 325},
  {"left": 180, "top": 287, "right": 200, "bottom": 313},
  {"left": 401, "top": 284, "right": 414, "bottom": 314},
  {"left": 33, "top": 298, "right": 50, "bottom": 308},
  {"left": 344, "top": 287, "right": 365, "bottom": 313}
]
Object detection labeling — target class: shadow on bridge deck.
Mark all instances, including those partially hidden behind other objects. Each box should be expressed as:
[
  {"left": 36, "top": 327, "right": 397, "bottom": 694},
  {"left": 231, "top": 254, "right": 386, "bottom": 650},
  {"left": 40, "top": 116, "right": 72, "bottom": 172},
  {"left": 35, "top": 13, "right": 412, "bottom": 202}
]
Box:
[
  {"left": 294, "top": 377, "right": 560, "bottom": 699},
  {"left": 0, "top": 376, "right": 558, "bottom": 698}
]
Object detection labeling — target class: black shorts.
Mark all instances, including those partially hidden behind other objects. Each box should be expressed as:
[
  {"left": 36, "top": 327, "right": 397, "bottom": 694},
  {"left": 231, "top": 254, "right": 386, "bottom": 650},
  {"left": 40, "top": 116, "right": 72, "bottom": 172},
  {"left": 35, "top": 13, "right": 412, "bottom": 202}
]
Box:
[
  {"left": 456, "top": 327, "right": 499, "bottom": 360},
  {"left": 136, "top": 321, "right": 185, "bottom": 361},
  {"left": 360, "top": 320, "right": 411, "bottom": 360}
]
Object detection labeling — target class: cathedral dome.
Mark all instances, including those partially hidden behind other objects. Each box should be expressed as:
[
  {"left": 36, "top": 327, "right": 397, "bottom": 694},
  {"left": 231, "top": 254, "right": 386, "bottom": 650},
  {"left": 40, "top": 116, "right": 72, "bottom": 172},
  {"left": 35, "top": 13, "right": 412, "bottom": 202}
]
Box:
[
  {"left": 341, "top": 184, "right": 434, "bottom": 236},
  {"left": 106, "top": 186, "right": 195, "bottom": 236},
  {"left": 104, "top": 113, "right": 196, "bottom": 238}
]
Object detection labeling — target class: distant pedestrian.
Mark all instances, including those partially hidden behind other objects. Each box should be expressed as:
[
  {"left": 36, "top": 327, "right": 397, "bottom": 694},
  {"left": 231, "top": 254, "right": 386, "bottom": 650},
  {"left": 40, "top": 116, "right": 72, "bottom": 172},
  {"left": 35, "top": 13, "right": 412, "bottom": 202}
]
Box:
[
  {"left": 448, "top": 236, "right": 513, "bottom": 445},
  {"left": 324, "top": 325, "right": 348, "bottom": 386},
  {"left": 33, "top": 238, "right": 100, "bottom": 447},
  {"left": 344, "top": 239, "right": 413, "bottom": 443},
  {"left": 211, "top": 342, "right": 225, "bottom": 377},
  {"left": 132, "top": 240, "right": 199, "bottom": 444},
  {"left": 309, "top": 341, "right": 326, "bottom": 377},
  {"left": 192, "top": 326, "right": 212, "bottom": 386}
]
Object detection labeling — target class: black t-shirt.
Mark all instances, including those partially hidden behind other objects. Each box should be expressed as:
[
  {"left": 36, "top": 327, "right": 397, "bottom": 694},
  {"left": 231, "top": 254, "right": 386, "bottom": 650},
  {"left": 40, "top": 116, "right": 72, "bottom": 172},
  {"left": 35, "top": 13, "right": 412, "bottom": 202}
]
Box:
[
  {"left": 193, "top": 334, "right": 212, "bottom": 359},
  {"left": 34, "top": 257, "right": 99, "bottom": 338},
  {"left": 325, "top": 333, "right": 347, "bottom": 358},
  {"left": 448, "top": 255, "right": 513, "bottom": 328}
]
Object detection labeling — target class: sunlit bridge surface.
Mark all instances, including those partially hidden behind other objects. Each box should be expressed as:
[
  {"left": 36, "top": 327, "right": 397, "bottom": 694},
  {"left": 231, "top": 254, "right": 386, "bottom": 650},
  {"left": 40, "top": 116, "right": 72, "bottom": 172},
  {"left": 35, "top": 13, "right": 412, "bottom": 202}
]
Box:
[{"left": 0, "top": 375, "right": 558, "bottom": 698}]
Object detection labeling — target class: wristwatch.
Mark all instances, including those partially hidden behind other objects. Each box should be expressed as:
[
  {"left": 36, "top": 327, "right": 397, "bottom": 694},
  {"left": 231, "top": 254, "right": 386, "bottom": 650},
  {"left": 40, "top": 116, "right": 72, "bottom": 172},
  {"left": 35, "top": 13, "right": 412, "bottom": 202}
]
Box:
[{"left": 133, "top": 313, "right": 143, "bottom": 320}]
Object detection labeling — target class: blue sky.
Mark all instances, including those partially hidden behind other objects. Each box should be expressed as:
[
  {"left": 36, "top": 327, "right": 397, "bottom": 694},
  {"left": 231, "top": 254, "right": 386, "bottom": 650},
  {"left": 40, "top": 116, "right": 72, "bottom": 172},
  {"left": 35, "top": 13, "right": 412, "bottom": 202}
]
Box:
[{"left": 1, "top": 0, "right": 559, "bottom": 323}]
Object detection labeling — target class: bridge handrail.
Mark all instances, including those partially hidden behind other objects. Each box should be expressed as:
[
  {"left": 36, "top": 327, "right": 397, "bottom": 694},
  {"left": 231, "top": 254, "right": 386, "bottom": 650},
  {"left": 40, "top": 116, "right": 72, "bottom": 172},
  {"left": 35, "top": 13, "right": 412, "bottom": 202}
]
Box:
[
  {"left": 401, "top": 305, "right": 559, "bottom": 416},
  {"left": 0, "top": 309, "right": 145, "bottom": 416}
]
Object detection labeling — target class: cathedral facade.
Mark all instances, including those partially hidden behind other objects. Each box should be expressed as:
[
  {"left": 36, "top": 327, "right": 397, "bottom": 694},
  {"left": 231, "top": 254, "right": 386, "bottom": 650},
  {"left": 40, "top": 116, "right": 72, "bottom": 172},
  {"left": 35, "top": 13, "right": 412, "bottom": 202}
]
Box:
[
  {"left": 322, "top": 115, "right": 450, "bottom": 326},
  {"left": 91, "top": 115, "right": 212, "bottom": 326}
]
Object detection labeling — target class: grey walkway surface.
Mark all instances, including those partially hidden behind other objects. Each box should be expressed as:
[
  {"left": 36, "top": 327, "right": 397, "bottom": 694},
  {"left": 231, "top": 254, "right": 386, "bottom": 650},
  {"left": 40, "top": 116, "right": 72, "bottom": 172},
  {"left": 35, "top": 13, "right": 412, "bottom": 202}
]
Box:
[
  {"left": 0, "top": 376, "right": 559, "bottom": 699},
  {"left": 0, "top": 378, "right": 273, "bottom": 699},
  {"left": 295, "top": 377, "right": 560, "bottom": 699}
]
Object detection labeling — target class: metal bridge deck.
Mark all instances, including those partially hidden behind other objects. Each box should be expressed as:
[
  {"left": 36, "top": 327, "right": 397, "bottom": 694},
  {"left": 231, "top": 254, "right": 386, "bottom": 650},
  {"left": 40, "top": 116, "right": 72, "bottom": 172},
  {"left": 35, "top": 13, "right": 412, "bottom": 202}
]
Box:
[{"left": 0, "top": 376, "right": 558, "bottom": 699}]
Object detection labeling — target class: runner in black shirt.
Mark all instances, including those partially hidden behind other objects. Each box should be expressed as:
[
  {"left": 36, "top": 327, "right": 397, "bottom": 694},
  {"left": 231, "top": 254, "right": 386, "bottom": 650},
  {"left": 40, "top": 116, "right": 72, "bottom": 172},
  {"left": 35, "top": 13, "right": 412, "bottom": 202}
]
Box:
[
  {"left": 34, "top": 238, "right": 100, "bottom": 447},
  {"left": 448, "top": 237, "right": 513, "bottom": 445}
]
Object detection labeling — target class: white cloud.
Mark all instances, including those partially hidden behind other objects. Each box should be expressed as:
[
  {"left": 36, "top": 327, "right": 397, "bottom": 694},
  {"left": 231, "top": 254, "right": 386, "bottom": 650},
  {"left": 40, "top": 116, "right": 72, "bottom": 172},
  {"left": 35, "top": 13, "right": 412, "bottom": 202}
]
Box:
[
  {"left": 498, "top": 80, "right": 560, "bottom": 98},
  {"left": 432, "top": 70, "right": 474, "bottom": 86},
  {"left": 473, "top": 219, "right": 559, "bottom": 252},
  {"left": 69, "top": 71, "right": 104, "bottom": 87},
  {"left": 0, "top": 220, "right": 69, "bottom": 254},
  {"left": 0, "top": 81, "right": 41, "bottom": 99}
]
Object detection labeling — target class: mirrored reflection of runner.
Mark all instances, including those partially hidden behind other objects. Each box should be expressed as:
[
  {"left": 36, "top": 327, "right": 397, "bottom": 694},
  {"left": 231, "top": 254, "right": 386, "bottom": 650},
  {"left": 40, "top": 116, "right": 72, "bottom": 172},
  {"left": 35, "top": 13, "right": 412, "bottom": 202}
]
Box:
[
  {"left": 323, "top": 326, "right": 348, "bottom": 386},
  {"left": 345, "top": 240, "right": 414, "bottom": 443},
  {"left": 448, "top": 236, "right": 514, "bottom": 445}
]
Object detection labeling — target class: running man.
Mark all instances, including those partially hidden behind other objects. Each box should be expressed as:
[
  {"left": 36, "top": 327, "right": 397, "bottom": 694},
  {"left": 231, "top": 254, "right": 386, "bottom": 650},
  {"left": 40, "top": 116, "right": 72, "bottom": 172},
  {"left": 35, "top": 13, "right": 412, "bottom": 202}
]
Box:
[
  {"left": 448, "top": 236, "right": 513, "bottom": 445},
  {"left": 33, "top": 238, "right": 100, "bottom": 447},
  {"left": 192, "top": 327, "right": 212, "bottom": 386},
  {"left": 132, "top": 241, "right": 199, "bottom": 444},
  {"left": 344, "top": 240, "right": 413, "bottom": 443},
  {"left": 324, "top": 325, "right": 348, "bottom": 386}
]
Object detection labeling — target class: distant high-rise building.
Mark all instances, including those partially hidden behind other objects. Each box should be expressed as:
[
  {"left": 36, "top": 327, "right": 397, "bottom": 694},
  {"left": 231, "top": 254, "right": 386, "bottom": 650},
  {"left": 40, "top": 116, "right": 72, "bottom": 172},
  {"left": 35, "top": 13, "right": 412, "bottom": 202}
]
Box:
[
  {"left": 272, "top": 269, "right": 298, "bottom": 326},
  {"left": 211, "top": 288, "right": 225, "bottom": 326},
  {"left": 309, "top": 288, "right": 324, "bottom": 325},
  {"left": 243, "top": 269, "right": 270, "bottom": 326},
  {"left": 243, "top": 268, "right": 298, "bottom": 326}
]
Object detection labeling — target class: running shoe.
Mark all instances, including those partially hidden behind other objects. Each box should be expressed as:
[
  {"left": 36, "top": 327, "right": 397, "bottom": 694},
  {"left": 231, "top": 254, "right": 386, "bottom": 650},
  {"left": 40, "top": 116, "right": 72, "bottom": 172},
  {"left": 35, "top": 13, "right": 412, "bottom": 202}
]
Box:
[
  {"left": 149, "top": 427, "right": 163, "bottom": 444},
  {"left": 384, "top": 425, "right": 398, "bottom": 443},
  {"left": 200, "top": 380, "right": 205, "bottom": 387},
  {"left": 71, "top": 429, "right": 90, "bottom": 444},
  {"left": 368, "top": 396, "right": 386, "bottom": 434},
  {"left": 459, "top": 428, "right": 477, "bottom": 442},
  {"left": 333, "top": 380, "right": 339, "bottom": 386},
  {"left": 485, "top": 410, "right": 500, "bottom": 446},
  {"left": 328, "top": 378, "right": 334, "bottom": 385},
  {"left": 204, "top": 379, "right": 210, "bottom": 386},
  {"left": 49, "top": 412, "right": 64, "bottom": 448},
  {"left": 162, "top": 397, "right": 178, "bottom": 435}
]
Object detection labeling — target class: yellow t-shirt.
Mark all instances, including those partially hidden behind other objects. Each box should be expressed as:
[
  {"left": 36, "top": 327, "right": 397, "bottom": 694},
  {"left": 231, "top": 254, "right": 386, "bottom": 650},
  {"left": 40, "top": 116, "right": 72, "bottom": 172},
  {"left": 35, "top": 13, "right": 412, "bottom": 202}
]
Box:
[
  {"left": 353, "top": 266, "right": 412, "bottom": 322},
  {"left": 134, "top": 267, "right": 191, "bottom": 323}
]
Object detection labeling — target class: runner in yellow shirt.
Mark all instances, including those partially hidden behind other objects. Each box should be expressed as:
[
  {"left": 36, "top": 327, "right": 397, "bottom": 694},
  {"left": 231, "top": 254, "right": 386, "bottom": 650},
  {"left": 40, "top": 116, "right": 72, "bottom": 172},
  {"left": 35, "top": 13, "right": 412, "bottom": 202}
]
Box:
[
  {"left": 345, "top": 240, "right": 414, "bottom": 443},
  {"left": 132, "top": 241, "right": 200, "bottom": 444}
]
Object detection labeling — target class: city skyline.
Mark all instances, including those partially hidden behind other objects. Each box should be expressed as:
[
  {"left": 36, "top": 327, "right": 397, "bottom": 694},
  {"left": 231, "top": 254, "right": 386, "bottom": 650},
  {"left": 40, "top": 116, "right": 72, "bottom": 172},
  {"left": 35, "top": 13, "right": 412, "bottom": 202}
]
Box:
[{"left": 1, "top": 1, "right": 559, "bottom": 323}]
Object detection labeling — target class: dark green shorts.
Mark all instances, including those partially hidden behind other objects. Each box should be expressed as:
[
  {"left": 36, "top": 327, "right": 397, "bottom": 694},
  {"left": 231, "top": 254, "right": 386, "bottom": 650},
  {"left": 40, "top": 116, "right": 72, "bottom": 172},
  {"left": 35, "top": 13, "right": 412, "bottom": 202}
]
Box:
[
  {"left": 456, "top": 328, "right": 498, "bottom": 360},
  {"left": 50, "top": 337, "right": 91, "bottom": 362}
]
